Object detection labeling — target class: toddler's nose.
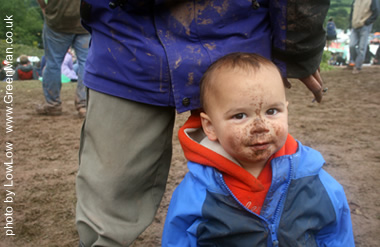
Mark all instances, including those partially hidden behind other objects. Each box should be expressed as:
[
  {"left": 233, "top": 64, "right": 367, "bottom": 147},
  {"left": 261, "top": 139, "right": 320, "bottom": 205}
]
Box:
[{"left": 249, "top": 117, "right": 269, "bottom": 134}]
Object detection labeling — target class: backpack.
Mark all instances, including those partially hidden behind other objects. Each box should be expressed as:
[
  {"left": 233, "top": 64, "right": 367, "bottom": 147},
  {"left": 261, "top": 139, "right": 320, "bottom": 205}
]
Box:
[{"left": 327, "top": 22, "right": 336, "bottom": 37}]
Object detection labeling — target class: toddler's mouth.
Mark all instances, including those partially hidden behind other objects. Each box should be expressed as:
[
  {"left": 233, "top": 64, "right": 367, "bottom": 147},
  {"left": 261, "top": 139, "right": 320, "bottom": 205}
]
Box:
[{"left": 250, "top": 142, "right": 270, "bottom": 151}]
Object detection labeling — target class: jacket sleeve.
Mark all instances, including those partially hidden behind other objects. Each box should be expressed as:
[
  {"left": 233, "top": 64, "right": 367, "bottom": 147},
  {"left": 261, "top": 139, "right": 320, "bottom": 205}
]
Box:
[
  {"left": 315, "top": 170, "right": 355, "bottom": 247},
  {"left": 270, "top": 0, "right": 330, "bottom": 78},
  {"left": 365, "top": 0, "right": 380, "bottom": 25},
  {"left": 162, "top": 164, "right": 208, "bottom": 247}
]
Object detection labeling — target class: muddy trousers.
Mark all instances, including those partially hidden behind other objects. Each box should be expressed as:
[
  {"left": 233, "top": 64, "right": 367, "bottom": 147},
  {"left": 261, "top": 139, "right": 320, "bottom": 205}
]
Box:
[{"left": 76, "top": 89, "right": 175, "bottom": 246}]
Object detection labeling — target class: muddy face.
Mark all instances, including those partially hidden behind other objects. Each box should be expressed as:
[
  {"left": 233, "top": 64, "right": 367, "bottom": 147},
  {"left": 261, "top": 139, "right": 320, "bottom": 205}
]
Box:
[{"left": 202, "top": 65, "right": 288, "bottom": 174}]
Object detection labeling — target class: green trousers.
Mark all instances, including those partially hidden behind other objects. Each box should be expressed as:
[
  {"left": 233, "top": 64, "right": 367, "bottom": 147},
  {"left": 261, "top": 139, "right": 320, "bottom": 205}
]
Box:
[{"left": 76, "top": 89, "right": 175, "bottom": 246}]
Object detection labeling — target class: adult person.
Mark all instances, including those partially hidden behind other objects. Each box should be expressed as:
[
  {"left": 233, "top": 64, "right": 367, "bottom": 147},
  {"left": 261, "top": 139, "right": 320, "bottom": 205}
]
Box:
[
  {"left": 326, "top": 17, "right": 337, "bottom": 48},
  {"left": 348, "top": 0, "right": 380, "bottom": 74},
  {"left": 0, "top": 61, "right": 7, "bottom": 81},
  {"left": 62, "top": 50, "right": 78, "bottom": 82},
  {"left": 75, "top": 1, "right": 329, "bottom": 246},
  {"left": 36, "top": 0, "right": 90, "bottom": 117}
]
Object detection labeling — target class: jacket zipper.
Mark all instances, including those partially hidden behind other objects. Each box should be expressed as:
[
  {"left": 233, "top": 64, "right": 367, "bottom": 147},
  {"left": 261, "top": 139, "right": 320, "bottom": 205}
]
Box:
[
  {"left": 218, "top": 157, "right": 293, "bottom": 247},
  {"left": 219, "top": 174, "right": 274, "bottom": 245},
  {"left": 268, "top": 224, "right": 279, "bottom": 247},
  {"left": 267, "top": 159, "right": 293, "bottom": 246}
]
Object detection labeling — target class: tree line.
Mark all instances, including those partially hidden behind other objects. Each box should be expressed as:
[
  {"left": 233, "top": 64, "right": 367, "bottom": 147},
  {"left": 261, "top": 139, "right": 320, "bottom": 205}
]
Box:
[{"left": 0, "top": 0, "right": 43, "bottom": 48}]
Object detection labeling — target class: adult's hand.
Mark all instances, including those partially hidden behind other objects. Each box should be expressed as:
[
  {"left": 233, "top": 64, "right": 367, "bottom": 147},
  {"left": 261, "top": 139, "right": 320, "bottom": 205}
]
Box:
[{"left": 299, "top": 69, "right": 323, "bottom": 103}]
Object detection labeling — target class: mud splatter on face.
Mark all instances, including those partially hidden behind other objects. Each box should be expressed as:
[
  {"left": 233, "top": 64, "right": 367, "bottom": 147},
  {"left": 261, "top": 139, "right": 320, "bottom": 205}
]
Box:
[{"left": 202, "top": 63, "right": 288, "bottom": 176}]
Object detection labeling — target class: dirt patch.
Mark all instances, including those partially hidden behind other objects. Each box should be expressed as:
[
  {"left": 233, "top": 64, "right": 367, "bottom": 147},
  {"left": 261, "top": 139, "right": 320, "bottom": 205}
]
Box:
[{"left": 0, "top": 66, "right": 379, "bottom": 246}]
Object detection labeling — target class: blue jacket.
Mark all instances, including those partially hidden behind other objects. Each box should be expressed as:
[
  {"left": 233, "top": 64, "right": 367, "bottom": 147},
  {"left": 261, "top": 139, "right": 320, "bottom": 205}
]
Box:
[
  {"left": 80, "top": 0, "right": 329, "bottom": 113},
  {"left": 162, "top": 116, "right": 354, "bottom": 246}
]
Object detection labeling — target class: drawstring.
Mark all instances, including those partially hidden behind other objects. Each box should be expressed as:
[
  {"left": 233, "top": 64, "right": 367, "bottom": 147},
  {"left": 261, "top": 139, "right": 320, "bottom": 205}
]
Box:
[{"left": 252, "top": 0, "right": 260, "bottom": 10}]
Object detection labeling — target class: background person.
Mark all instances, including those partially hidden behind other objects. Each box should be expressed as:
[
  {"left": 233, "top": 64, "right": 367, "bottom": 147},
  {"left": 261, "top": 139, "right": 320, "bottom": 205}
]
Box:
[
  {"left": 1, "top": 60, "right": 9, "bottom": 81},
  {"left": 13, "top": 55, "right": 39, "bottom": 80},
  {"left": 348, "top": 0, "right": 380, "bottom": 74},
  {"left": 326, "top": 17, "right": 337, "bottom": 48},
  {"left": 61, "top": 49, "right": 78, "bottom": 82},
  {"left": 36, "top": 0, "right": 90, "bottom": 117}
]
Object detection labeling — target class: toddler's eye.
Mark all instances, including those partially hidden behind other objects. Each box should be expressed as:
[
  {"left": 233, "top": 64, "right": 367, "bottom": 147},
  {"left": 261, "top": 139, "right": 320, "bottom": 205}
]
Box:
[
  {"left": 266, "top": 109, "right": 278, "bottom": 115},
  {"left": 233, "top": 113, "right": 247, "bottom": 119}
]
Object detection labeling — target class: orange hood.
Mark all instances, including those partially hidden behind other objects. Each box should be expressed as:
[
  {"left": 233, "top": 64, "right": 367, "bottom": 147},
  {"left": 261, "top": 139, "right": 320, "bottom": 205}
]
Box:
[{"left": 178, "top": 112, "right": 298, "bottom": 213}]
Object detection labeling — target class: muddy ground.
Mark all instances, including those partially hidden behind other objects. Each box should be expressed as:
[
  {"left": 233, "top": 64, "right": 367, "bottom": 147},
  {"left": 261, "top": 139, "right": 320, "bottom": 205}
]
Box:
[{"left": 0, "top": 66, "right": 379, "bottom": 246}]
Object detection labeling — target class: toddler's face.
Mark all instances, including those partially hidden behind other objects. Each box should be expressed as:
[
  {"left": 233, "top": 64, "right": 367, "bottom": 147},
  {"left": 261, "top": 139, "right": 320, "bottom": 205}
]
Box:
[{"left": 201, "top": 66, "right": 288, "bottom": 170}]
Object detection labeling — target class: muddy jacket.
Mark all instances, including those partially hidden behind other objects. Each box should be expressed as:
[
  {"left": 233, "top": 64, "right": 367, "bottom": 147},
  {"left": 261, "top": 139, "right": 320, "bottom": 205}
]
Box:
[
  {"left": 162, "top": 114, "right": 355, "bottom": 246},
  {"left": 80, "top": 0, "right": 329, "bottom": 113}
]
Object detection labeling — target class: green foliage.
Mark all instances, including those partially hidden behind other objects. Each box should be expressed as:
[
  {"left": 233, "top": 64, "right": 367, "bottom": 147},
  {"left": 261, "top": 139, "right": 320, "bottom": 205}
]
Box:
[
  {"left": 320, "top": 51, "right": 334, "bottom": 72},
  {"left": 0, "top": 0, "right": 44, "bottom": 47},
  {"left": 328, "top": 8, "right": 350, "bottom": 30},
  {"left": 328, "top": 0, "right": 380, "bottom": 32},
  {"left": 0, "top": 39, "right": 44, "bottom": 63}
]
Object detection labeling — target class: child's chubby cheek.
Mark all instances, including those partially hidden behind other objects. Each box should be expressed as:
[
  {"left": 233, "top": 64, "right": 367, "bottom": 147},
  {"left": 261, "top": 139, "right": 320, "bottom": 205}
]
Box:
[
  {"left": 224, "top": 126, "right": 246, "bottom": 149},
  {"left": 271, "top": 121, "right": 288, "bottom": 139},
  {"left": 274, "top": 124, "right": 287, "bottom": 137}
]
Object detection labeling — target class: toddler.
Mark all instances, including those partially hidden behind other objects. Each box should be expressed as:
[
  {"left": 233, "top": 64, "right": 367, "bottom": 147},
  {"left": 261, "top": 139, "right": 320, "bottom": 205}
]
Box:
[{"left": 162, "top": 53, "right": 354, "bottom": 246}]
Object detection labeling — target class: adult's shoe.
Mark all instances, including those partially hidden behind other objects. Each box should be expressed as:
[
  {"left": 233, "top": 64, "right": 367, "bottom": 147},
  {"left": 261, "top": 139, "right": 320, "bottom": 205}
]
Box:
[
  {"left": 352, "top": 68, "right": 360, "bottom": 74},
  {"left": 35, "top": 103, "right": 62, "bottom": 116},
  {"left": 78, "top": 107, "right": 86, "bottom": 118}
]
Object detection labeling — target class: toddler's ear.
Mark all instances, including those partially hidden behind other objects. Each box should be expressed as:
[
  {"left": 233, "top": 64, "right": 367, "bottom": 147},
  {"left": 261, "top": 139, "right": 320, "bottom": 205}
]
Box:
[{"left": 200, "top": 112, "right": 218, "bottom": 142}]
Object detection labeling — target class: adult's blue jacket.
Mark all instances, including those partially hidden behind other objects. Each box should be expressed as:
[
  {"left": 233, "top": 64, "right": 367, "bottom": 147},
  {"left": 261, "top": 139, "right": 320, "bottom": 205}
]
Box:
[
  {"left": 162, "top": 115, "right": 355, "bottom": 246},
  {"left": 80, "top": 0, "right": 329, "bottom": 113}
]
